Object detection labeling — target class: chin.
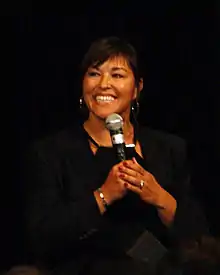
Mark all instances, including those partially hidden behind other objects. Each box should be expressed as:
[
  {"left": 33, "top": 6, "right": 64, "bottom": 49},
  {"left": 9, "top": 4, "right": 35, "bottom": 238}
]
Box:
[{"left": 93, "top": 109, "right": 119, "bottom": 120}]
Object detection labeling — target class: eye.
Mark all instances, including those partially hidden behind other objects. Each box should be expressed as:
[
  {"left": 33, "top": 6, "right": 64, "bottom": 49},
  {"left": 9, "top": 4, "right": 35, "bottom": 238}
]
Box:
[
  {"left": 112, "top": 73, "right": 124, "bottom": 78},
  {"left": 87, "top": 71, "right": 100, "bottom": 77}
]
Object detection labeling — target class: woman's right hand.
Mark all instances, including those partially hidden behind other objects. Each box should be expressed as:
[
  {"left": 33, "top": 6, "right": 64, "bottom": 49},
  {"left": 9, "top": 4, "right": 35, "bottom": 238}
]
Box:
[{"left": 99, "top": 162, "right": 128, "bottom": 206}]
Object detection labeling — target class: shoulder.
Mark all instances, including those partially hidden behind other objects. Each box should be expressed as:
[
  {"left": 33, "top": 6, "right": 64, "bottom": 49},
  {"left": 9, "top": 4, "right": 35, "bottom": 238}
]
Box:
[
  {"left": 138, "top": 126, "right": 190, "bottom": 191},
  {"left": 138, "top": 125, "right": 188, "bottom": 164},
  {"left": 139, "top": 125, "right": 186, "bottom": 150},
  {"left": 25, "top": 123, "right": 86, "bottom": 158}
]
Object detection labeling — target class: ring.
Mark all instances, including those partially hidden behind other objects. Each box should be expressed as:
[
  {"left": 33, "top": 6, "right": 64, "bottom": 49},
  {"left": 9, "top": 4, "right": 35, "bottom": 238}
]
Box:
[{"left": 140, "top": 180, "right": 145, "bottom": 190}]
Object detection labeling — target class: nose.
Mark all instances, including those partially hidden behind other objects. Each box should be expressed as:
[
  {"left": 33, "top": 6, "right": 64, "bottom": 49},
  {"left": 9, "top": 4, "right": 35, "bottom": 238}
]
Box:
[{"left": 99, "top": 74, "right": 110, "bottom": 89}]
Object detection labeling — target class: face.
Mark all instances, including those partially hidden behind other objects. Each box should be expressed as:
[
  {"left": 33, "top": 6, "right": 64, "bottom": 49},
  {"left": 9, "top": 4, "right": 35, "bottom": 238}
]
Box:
[{"left": 82, "top": 56, "right": 140, "bottom": 121}]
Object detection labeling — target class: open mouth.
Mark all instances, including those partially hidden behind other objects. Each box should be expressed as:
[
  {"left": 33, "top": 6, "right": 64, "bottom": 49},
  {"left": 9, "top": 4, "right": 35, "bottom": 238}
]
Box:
[{"left": 95, "top": 95, "right": 116, "bottom": 103}]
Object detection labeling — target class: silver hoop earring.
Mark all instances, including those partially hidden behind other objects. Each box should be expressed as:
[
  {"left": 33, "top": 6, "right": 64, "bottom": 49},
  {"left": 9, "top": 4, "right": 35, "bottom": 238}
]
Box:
[
  {"left": 79, "top": 97, "right": 83, "bottom": 109},
  {"left": 79, "top": 97, "right": 89, "bottom": 119},
  {"left": 131, "top": 100, "right": 140, "bottom": 117}
]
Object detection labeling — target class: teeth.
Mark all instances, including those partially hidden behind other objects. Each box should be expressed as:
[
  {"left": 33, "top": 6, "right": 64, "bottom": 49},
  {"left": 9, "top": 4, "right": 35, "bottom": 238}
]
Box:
[{"left": 96, "top": 96, "right": 115, "bottom": 102}]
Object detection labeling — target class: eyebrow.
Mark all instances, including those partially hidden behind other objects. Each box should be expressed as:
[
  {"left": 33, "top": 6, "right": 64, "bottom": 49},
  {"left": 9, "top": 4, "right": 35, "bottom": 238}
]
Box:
[
  {"left": 90, "top": 66, "right": 128, "bottom": 72},
  {"left": 111, "top": 67, "right": 128, "bottom": 72}
]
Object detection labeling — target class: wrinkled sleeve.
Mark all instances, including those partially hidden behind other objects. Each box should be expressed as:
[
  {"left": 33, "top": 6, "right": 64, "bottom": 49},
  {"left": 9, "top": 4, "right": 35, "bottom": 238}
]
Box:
[
  {"left": 23, "top": 142, "right": 103, "bottom": 264},
  {"left": 167, "top": 137, "right": 209, "bottom": 243}
]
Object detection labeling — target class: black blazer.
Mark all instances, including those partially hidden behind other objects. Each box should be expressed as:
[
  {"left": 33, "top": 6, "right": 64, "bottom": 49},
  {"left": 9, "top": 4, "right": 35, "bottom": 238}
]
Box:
[{"left": 23, "top": 124, "right": 208, "bottom": 271}]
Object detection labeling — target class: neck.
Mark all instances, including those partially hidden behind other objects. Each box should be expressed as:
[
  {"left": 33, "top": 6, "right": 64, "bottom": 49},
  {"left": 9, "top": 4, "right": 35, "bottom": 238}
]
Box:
[{"left": 84, "top": 112, "right": 134, "bottom": 146}]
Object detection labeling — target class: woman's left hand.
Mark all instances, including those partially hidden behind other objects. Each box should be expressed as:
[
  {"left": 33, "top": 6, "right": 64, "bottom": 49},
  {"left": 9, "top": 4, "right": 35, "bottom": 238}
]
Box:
[
  {"left": 118, "top": 158, "right": 165, "bottom": 207},
  {"left": 119, "top": 157, "right": 177, "bottom": 226},
  {"left": 119, "top": 158, "right": 177, "bottom": 212}
]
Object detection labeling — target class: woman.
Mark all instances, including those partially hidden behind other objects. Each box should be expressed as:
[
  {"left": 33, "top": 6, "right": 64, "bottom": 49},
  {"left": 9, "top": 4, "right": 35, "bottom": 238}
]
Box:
[{"left": 24, "top": 37, "right": 208, "bottom": 275}]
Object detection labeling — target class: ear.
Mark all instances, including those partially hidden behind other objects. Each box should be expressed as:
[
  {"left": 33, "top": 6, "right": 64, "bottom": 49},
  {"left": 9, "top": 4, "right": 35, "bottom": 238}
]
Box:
[
  {"left": 133, "top": 78, "right": 144, "bottom": 100},
  {"left": 138, "top": 78, "right": 144, "bottom": 93}
]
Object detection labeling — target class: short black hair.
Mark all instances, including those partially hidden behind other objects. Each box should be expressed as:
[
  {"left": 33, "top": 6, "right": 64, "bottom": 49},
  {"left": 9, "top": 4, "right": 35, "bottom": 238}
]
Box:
[{"left": 80, "top": 36, "right": 142, "bottom": 88}]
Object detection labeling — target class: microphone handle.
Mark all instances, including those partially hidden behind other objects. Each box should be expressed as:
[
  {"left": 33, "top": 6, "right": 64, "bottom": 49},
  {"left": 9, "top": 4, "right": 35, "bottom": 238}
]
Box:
[
  {"left": 109, "top": 129, "right": 126, "bottom": 162},
  {"left": 114, "top": 143, "right": 126, "bottom": 162}
]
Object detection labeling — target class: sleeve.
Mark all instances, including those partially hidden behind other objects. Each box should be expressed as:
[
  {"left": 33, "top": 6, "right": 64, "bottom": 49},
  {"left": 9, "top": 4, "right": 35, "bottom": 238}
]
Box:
[
  {"left": 167, "top": 137, "right": 210, "bottom": 244},
  {"left": 23, "top": 141, "right": 104, "bottom": 264}
]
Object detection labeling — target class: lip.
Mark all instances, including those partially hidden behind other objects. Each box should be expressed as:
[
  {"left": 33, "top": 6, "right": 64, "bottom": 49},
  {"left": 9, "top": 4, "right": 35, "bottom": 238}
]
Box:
[
  {"left": 93, "top": 93, "right": 117, "bottom": 98},
  {"left": 95, "top": 100, "right": 117, "bottom": 106},
  {"left": 94, "top": 95, "right": 118, "bottom": 105}
]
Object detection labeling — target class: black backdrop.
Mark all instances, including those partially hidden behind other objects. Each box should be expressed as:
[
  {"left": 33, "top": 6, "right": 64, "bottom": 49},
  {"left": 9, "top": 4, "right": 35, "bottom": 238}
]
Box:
[{"left": 2, "top": 1, "right": 219, "bottom": 270}]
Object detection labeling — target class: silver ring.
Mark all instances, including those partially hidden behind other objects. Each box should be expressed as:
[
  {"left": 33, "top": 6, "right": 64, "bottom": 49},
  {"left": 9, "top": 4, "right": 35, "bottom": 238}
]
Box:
[{"left": 140, "top": 180, "right": 145, "bottom": 190}]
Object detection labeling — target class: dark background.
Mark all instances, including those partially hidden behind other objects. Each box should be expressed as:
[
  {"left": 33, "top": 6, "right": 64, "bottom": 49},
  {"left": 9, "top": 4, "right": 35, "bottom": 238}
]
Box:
[{"left": 2, "top": 0, "right": 219, "bottom": 270}]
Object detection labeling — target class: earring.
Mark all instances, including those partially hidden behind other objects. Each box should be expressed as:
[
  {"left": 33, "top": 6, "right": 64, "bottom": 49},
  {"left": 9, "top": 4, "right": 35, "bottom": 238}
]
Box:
[
  {"left": 79, "top": 97, "right": 83, "bottom": 109},
  {"left": 79, "top": 96, "right": 89, "bottom": 119},
  {"left": 131, "top": 99, "right": 140, "bottom": 117}
]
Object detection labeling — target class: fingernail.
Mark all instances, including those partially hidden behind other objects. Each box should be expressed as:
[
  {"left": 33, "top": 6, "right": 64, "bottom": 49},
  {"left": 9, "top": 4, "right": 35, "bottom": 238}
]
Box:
[
  {"left": 119, "top": 166, "right": 123, "bottom": 171},
  {"left": 124, "top": 183, "right": 128, "bottom": 188},
  {"left": 120, "top": 173, "right": 125, "bottom": 178},
  {"left": 123, "top": 162, "right": 128, "bottom": 167}
]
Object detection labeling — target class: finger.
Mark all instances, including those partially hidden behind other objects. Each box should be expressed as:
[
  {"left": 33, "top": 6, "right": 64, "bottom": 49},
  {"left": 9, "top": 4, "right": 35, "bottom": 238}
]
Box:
[
  {"left": 132, "top": 157, "right": 145, "bottom": 173},
  {"left": 117, "top": 171, "right": 128, "bottom": 182},
  {"left": 124, "top": 182, "right": 141, "bottom": 195},
  {"left": 132, "top": 158, "right": 153, "bottom": 178},
  {"left": 132, "top": 157, "right": 139, "bottom": 165},
  {"left": 118, "top": 177, "right": 127, "bottom": 188},
  {"left": 119, "top": 173, "right": 140, "bottom": 188},
  {"left": 123, "top": 159, "right": 145, "bottom": 175},
  {"left": 118, "top": 165, "right": 141, "bottom": 178}
]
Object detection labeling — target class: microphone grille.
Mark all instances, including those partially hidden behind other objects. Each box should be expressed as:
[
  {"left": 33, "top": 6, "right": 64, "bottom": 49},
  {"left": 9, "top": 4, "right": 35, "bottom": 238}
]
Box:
[{"left": 105, "top": 113, "right": 123, "bottom": 131}]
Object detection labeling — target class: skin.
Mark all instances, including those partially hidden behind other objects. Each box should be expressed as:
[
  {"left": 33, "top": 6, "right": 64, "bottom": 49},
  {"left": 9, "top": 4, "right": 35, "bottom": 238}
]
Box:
[
  {"left": 83, "top": 55, "right": 140, "bottom": 146},
  {"left": 82, "top": 55, "right": 177, "bottom": 227}
]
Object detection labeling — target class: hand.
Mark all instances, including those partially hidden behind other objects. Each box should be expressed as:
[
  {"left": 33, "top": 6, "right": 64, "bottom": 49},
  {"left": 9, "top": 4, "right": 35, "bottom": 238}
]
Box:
[
  {"left": 100, "top": 162, "right": 128, "bottom": 205},
  {"left": 118, "top": 158, "right": 168, "bottom": 209}
]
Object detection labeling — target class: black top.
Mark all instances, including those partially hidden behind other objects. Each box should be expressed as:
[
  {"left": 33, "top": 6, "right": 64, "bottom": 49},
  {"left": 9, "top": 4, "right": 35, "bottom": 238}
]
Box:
[{"left": 23, "top": 124, "right": 208, "bottom": 274}]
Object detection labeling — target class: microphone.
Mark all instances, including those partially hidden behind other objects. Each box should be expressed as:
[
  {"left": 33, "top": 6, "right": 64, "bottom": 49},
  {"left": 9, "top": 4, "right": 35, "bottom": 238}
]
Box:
[{"left": 105, "top": 113, "right": 126, "bottom": 162}]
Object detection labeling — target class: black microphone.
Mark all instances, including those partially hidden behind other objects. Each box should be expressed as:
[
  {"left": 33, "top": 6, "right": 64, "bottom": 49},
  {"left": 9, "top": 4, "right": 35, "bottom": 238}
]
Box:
[{"left": 105, "top": 113, "right": 126, "bottom": 162}]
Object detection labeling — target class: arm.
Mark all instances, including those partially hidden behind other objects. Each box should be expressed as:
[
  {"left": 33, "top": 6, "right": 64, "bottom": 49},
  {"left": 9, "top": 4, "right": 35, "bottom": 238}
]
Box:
[
  {"left": 94, "top": 190, "right": 107, "bottom": 214},
  {"left": 164, "top": 137, "right": 210, "bottom": 243},
  {"left": 119, "top": 135, "right": 209, "bottom": 243},
  {"left": 23, "top": 142, "right": 104, "bottom": 263},
  {"left": 156, "top": 189, "right": 177, "bottom": 227}
]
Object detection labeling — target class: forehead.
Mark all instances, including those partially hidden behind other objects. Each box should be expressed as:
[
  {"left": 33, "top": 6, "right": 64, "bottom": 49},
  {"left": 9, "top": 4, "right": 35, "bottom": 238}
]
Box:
[{"left": 94, "top": 56, "right": 132, "bottom": 71}]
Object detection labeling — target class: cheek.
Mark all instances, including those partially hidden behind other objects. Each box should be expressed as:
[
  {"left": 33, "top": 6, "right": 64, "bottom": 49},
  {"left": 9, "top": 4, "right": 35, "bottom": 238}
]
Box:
[
  {"left": 117, "top": 82, "right": 126, "bottom": 89},
  {"left": 83, "top": 79, "right": 95, "bottom": 96},
  {"left": 116, "top": 81, "right": 136, "bottom": 98}
]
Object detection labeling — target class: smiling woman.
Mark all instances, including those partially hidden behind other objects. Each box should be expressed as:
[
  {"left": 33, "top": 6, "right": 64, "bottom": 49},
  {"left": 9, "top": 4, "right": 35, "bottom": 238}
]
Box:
[
  {"left": 24, "top": 37, "right": 209, "bottom": 275},
  {"left": 81, "top": 37, "right": 143, "bottom": 148},
  {"left": 83, "top": 56, "right": 139, "bottom": 120}
]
